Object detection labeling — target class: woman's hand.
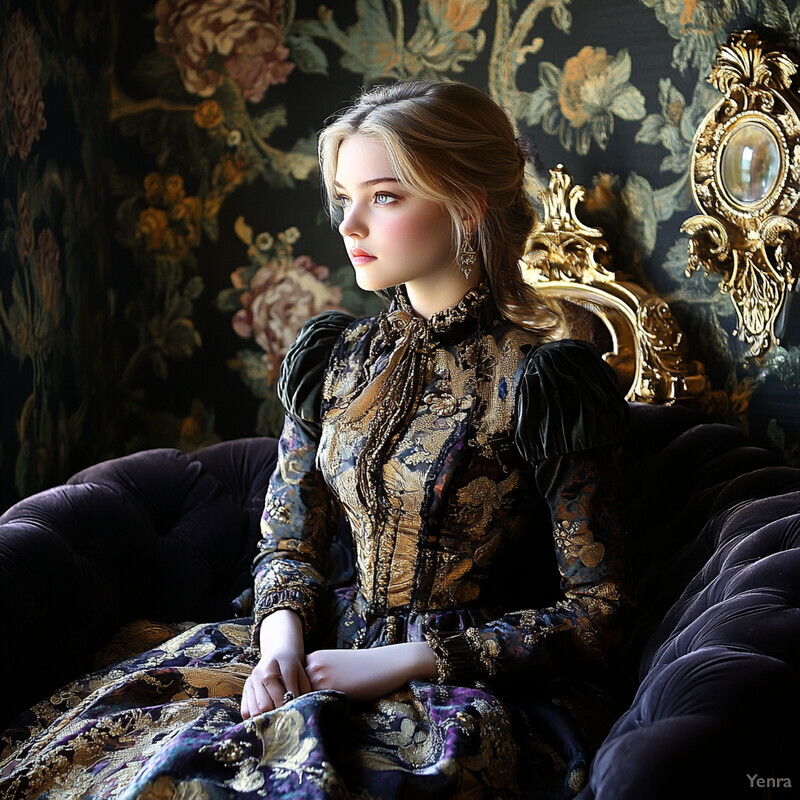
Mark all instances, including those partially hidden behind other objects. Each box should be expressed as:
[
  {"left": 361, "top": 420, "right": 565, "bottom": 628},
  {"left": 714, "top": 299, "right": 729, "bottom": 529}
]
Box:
[
  {"left": 241, "top": 609, "right": 312, "bottom": 719},
  {"left": 305, "top": 642, "right": 436, "bottom": 703}
]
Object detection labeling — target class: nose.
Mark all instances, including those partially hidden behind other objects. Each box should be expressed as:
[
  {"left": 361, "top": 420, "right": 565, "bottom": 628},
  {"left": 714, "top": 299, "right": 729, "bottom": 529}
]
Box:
[{"left": 338, "top": 203, "right": 366, "bottom": 239}]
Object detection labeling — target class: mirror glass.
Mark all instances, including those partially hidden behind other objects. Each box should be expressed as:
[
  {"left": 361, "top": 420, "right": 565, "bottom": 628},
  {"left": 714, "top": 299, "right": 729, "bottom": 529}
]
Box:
[{"left": 720, "top": 121, "right": 781, "bottom": 205}]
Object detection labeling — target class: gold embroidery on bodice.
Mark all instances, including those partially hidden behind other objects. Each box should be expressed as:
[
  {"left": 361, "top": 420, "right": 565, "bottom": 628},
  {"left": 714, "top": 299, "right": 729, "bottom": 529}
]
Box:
[{"left": 318, "top": 287, "right": 540, "bottom": 615}]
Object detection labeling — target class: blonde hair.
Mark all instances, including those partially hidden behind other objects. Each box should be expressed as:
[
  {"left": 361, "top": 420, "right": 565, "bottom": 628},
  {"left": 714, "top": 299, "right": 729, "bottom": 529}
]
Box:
[{"left": 318, "top": 80, "right": 566, "bottom": 341}]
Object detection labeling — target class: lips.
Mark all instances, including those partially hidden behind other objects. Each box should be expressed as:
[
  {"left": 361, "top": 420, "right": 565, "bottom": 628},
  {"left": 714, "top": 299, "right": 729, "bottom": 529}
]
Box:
[{"left": 348, "top": 247, "right": 376, "bottom": 266}]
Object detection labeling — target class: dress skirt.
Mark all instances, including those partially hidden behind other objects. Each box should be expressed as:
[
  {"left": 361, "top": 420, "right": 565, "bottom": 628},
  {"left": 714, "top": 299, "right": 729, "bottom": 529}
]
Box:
[{"left": 0, "top": 616, "right": 616, "bottom": 799}]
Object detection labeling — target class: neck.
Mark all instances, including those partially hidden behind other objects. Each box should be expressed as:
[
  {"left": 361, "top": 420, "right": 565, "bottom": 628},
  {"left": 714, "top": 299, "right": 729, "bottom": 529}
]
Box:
[{"left": 403, "top": 266, "right": 484, "bottom": 319}]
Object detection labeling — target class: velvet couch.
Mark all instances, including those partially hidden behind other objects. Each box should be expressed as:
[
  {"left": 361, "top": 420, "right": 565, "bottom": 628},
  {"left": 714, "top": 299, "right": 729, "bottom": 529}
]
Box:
[{"left": 1, "top": 402, "right": 798, "bottom": 799}]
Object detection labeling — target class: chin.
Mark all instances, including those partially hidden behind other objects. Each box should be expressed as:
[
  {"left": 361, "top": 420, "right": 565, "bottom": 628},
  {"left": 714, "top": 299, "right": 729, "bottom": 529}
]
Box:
[{"left": 355, "top": 273, "right": 394, "bottom": 293}]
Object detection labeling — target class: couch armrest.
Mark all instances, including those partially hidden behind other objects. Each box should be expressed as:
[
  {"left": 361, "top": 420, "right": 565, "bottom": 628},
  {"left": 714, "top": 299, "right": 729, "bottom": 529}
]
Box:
[{"left": 0, "top": 437, "right": 277, "bottom": 730}]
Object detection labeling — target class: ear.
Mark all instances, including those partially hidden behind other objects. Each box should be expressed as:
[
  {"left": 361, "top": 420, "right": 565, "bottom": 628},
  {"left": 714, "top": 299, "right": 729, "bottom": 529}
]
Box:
[
  {"left": 475, "top": 192, "right": 487, "bottom": 221},
  {"left": 472, "top": 193, "right": 488, "bottom": 233},
  {"left": 463, "top": 193, "right": 487, "bottom": 236}
]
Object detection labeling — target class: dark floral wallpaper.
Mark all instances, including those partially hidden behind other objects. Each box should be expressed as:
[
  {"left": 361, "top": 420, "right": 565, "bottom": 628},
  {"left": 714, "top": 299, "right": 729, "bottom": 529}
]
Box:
[{"left": 2, "top": 0, "right": 800, "bottom": 511}]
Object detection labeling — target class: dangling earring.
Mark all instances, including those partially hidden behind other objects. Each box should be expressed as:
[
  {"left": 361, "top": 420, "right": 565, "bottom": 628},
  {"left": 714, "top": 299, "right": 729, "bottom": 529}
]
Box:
[{"left": 458, "top": 237, "right": 477, "bottom": 279}]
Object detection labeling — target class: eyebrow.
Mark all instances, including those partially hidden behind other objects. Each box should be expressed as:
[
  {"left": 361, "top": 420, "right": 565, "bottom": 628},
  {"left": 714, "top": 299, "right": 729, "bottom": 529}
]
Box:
[{"left": 333, "top": 177, "right": 399, "bottom": 190}]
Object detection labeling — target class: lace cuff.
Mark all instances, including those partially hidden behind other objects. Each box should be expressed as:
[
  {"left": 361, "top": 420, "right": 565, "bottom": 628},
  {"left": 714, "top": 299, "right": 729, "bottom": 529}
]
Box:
[{"left": 250, "top": 579, "right": 320, "bottom": 653}]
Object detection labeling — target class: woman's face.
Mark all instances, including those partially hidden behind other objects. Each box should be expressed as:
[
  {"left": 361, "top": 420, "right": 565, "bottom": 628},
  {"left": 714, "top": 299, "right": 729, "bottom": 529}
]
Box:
[{"left": 333, "top": 135, "right": 458, "bottom": 295}]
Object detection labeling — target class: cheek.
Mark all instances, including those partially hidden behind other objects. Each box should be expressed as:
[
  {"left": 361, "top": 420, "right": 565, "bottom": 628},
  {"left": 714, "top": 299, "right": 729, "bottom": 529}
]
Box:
[
  {"left": 382, "top": 216, "right": 426, "bottom": 243},
  {"left": 384, "top": 213, "right": 452, "bottom": 253}
]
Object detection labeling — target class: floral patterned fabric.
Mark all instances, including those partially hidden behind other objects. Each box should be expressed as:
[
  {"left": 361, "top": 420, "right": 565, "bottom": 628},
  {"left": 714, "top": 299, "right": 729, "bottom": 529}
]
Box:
[{"left": 0, "top": 288, "right": 631, "bottom": 799}]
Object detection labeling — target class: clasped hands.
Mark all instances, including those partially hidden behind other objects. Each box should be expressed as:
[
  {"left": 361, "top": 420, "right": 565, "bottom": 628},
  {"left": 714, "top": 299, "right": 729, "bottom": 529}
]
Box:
[{"left": 240, "top": 609, "right": 437, "bottom": 719}]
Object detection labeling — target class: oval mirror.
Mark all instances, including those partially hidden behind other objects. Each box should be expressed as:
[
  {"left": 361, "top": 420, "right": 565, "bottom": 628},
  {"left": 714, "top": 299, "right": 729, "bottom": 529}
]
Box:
[{"left": 720, "top": 121, "right": 782, "bottom": 206}]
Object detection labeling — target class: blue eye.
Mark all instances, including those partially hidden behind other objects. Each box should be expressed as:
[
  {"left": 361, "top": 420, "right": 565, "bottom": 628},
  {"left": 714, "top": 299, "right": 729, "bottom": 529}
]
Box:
[
  {"left": 334, "top": 195, "right": 351, "bottom": 208},
  {"left": 375, "top": 193, "right": 396, "bottom": 205}
]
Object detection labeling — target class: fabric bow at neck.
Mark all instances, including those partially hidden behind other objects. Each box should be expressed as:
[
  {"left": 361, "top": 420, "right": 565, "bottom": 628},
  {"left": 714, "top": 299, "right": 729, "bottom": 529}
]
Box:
[{"left": 340, "top": 284, "right": 489, "bottom": 524}]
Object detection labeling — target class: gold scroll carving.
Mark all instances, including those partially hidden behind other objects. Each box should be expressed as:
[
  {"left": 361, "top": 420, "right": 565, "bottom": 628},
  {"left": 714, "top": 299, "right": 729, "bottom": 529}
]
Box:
[
  {"left": 523, "top": 165, "right": 706, "bottom": 404},
  {"left": 682, "top": 30, "right": 800, "bottom": 359}
]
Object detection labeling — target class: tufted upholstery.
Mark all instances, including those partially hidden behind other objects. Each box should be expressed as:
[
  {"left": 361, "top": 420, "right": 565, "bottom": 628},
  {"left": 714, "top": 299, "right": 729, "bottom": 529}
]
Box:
[
  {"left": 0, "top": 438, "right": 275, "bottom": 728},
  {"left": 580, "top": 405, "right": 800, "bottom": 799},
  {"left": 1, "top": 408, "right": 798, "bottom": 797}
]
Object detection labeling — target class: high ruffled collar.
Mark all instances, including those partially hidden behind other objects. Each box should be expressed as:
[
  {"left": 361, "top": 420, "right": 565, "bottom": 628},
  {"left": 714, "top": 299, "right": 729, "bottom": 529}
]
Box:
[{"left": 390, "top": 282, "right": 491, "bottom": 334}]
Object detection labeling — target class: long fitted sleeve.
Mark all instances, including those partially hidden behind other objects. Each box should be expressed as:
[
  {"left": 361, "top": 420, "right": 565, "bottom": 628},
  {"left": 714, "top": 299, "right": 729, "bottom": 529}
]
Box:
[
  {"left": 250, "top": 310, "right": 353, "bottom": 650},
  {"left": 425, "top": 339, "right": 632, "bottom": 685},
  {"left": 251, "top": 414, "right": 333, "bottom": 647}
]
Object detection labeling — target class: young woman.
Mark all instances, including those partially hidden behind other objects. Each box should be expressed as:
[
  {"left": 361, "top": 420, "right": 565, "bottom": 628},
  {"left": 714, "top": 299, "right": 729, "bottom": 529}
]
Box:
[{"left": 0, "top": 81, "right": 631, "bottom": 799}]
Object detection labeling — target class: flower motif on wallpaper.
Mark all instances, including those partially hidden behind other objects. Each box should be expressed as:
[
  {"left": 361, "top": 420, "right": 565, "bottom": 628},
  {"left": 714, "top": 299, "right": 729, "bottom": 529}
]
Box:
[
  {"left": 218, "top": 219, "right": 345, "bottom": 432},
  {"left": 0, "top": 10, "right": 47, "bottom": 160},
  {"left": 527, "top": 46, "right": 646, "bottom": 156},
  {"left": 135, "top": 173, "right": 203, "bottom": 259},
  {"left": 154, "top": 0, "right": 294, "bottom": 102},
  {"left": 629, "top": 78, "right": 719, "bottom": 229},
  {"left": 428, "top": 0, "right": 489, "bottom": 33},
  {"left": 640, "top": 0, "right": 758, "bottom": 75},
  {"left": 193, "top": 98, "right": 225, "bottom": 129},
  {"left": 756, "top": 1, "right": 800, "bottom": 58},
  {"left": 767, "top": 416, "right": 800, "bottom": 467},
  {"left": 0, "top": 270, "right": 50, "bottom": 366},
  {"left": 0, "top": 192, "right": 62, "bottom": 368},
  {"left": 640, "top": 77, "right": 721, "bottom": 178},
  {"left": 188, "top": 99, "right": 318, "bottom": 238},
  {"left": 226, "top": 223, "right": 343, "bottom": 381},
  {"left": 632, "top": 77, "right": 736, "bottom": 336},
  {"left": 765, "top": 347, "right": 800, "bottom": 393},
  {"left": 33, "top": 229, "right": 62, "bottom": 323},
  {"left": 114, "top": 170, "right": 206, "bottom": 385},
  {"left": 405, "top": 0, "right": 489, "bottom": 74},
  {"left": 15, "top": 191, "right": 35, "bottom": 264},
  {"left": 626, "top": 76, "right": 723, "bottom": 320}
]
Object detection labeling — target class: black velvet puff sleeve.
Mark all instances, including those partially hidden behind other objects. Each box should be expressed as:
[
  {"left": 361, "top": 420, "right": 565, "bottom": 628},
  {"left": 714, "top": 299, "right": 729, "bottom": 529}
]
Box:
[
  {"left": 514, "top": 339, "right": 629, "bottom": 463},
  {"left": 277, "top": 310, "right": 355, "bottom": 438}
]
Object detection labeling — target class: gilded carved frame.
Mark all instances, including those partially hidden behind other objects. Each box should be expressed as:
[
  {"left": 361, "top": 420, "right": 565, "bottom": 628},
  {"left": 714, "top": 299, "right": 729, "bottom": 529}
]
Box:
[
  {"left": 523, "top": 165, "right": 706, "bottom": 404},
  {"left": 682, "top": 30, "right": 800, "bottom": 360}
]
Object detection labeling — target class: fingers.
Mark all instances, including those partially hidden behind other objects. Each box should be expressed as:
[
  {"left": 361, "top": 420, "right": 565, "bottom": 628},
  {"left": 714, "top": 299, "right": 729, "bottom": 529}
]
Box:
[
  {"left": 241, "top": 673, "right": 274, "bottom": 719},
  {"left": 240, "top": 683, "right": 250, "bottom": 719},
  {"left": 298, "top": 665, "right": 312, "bottom": 696},
  {"left": 241, "top": 678, "right": 268, "bottom": 719},
  {"left": 262, "top": 673, "right": 287, "bottom": 709},
  {"left": 282, "top": 662, "right": 309, "bottom": 700},
  {"left": 241, "top": 661, "right": 313, "bottom": 720}
]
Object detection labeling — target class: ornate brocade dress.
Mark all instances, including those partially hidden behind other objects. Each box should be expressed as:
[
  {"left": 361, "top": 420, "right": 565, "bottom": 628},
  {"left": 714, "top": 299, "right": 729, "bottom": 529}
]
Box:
[{"left": 0, "top": 285, "right": 631, "bottom": 800}]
